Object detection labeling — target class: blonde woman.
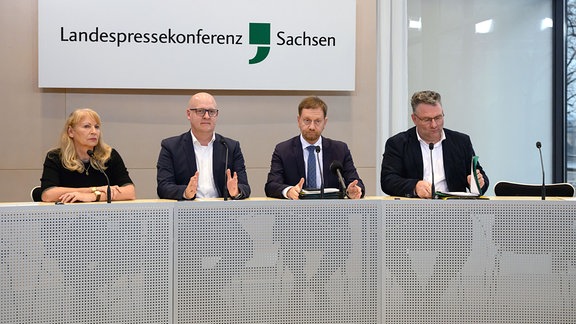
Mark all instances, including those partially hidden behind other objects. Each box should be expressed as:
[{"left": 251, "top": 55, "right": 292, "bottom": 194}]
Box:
[{"left": 39, "top": 108, "right": 135, "bottom": 203}]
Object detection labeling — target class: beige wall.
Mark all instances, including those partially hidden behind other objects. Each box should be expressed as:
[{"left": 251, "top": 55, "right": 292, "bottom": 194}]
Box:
[{"left": 0, "top": 0, "right": 377, "bottom": 202}]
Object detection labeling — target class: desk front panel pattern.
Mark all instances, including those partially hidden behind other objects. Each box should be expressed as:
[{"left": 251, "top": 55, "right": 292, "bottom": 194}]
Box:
[
  {"left": 384, "top": 200, "right": 576, "bottom": 323},
  {"left": 174, "top": 200, "right": 381, "bottom": 324},
  {"left": 0, "top": 202, "right": 172, "bottom": 324},
  {"left": 1, "top": 199, "right": 576, "bottom": 323}
]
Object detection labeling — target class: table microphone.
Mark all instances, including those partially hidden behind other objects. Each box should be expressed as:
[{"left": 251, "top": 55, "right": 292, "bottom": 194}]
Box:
[
  {"left": 315, "top": 146, "right": 324, "bottom": 199},
  {"left": 536, "top": 141, "right": 546, "bottom": 200},
  {"left": 429, "top": 143, "right": 436, "bottom": 199},
  {"left": 330, "top": 160, "right": 348, "bottom": 199},
  {"left": 87, "top": 150, "right": 111, "bottom": 203},
  {"left": 221, "top": 139, "right": 229, "bottom": 201}
]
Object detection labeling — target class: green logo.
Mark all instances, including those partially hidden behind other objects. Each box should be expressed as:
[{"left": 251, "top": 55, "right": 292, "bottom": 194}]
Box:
[{"left": 249, "top": 23, "right": 270, "bottom": 64}]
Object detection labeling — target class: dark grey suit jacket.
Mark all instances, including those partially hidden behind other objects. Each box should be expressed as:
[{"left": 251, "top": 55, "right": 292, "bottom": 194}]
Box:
[
  {"left": 156, "top": 131, "right": 250, "bottom": 200},
  {"left": 380, "top": 127, "right": 489, "bottom": 197},
  {"left": 265, "top": 136, "right": 365, "bottom": 199}
]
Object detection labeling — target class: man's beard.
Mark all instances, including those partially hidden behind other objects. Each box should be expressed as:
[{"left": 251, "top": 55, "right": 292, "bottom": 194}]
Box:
[{"left": 303, "top": 131, "right": 320, "bottom": 142}]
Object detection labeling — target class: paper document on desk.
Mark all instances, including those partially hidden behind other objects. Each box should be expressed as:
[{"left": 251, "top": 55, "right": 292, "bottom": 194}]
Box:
[
  {"left": 299, "top": 188, "right": 342, "bottom": 199},
  {"left": 300, "top": 188, "right": 340, "bottom": 195},
  {"left": 436, "top": 156, "right": 482, "bottom": 198}
]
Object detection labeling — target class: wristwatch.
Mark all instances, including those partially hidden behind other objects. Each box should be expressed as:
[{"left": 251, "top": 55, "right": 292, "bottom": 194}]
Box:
[
  {"left": 92, "top": 187, "right": 101, "bottom": 202},
  {"left": 233, "top": 192, "right": 243, "bottom": 200}
]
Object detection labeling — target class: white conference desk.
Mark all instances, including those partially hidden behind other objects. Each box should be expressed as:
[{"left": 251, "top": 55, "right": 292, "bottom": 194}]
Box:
[{"left": 1, "top": 197, "right": 575, "bottom": 323}]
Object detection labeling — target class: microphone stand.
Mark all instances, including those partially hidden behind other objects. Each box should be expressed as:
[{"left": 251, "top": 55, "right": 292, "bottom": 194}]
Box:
[
  {"left": 315, "top": 146, "right": 324, "bottom": 199},
  {"left": 536, "top": 141, "right": 546, "bottom": 200},
  {"left": 87, "top": 150, "right": 111, "bottom": 203},
  {"left": 429, "top": 143, "right": 436, "bottom": 199},
  {"left": 330, "top": 160, "right": 349, "bottom": 199},
  {"left": 221, "top": 140, "right": 229, "bottom": 201}
]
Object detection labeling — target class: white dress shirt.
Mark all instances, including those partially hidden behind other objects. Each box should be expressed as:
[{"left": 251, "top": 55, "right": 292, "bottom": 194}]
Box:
[
  {"left": 417, "top": 130, "right": 448, "bottom": 193},
  {"left": 192, "top": 132, "right": 219, "bottom": 198}
]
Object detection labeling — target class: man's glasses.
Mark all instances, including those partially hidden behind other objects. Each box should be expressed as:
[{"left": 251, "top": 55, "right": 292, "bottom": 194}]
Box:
[
  {"left": 189, "top": 108, "right": 219, "bottom": 117},
  {"left": 302, "top": 119, "right": 324, "bottom": 126},
  {"left": 414, "top": 114, "right": 444, "bottom": 124}
]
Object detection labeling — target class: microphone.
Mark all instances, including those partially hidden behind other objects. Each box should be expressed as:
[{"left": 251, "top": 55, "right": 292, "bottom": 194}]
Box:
[
  {"left": 87, "top": 150, "right": 111, "bottom": 203},
  {"left": 536, "top": 141, "right": 546, "bottom": 200},
  {"left": 221, "top": 139, "right": 229, "bottom": 201},
  {"left": 315, "top": 146, "right": 324, "bottom": 199},
  {"left": 330, "top": 160, "right": 348, "bottom": 199},
  {"left": 429, "top": 143, "right": 436, "bottom": 199}
]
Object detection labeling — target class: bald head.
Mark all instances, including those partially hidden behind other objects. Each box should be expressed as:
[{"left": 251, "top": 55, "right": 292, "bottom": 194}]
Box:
[
  {"left": 187, "top": 92, "right": 217, "bottom": 109},
  {"left": 185, "top": 92, "right": 219, "bottom": 144}
]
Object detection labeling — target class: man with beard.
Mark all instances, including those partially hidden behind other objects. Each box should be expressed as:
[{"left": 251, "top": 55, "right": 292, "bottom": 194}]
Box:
[
  {"left": 265, "top": 96, "right": 363, "bottom": 311},
  {"left": 264, "top": 96, "right": 364, "bottom": 199}
]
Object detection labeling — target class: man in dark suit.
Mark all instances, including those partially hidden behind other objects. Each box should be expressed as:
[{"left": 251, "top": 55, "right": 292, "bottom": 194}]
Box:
[
  {"left": 156, "top": 92, "right": 250, "bottom": 200},
  {"left": 381, "top": 90, "right": 488, "bottom": 198},
  {"left": 265, "top": 96, "right": 364, "bottom": 199},
  {"left": 266, "top": 96, "right": 363, "bottom": 310},
  {"left": 157, "top": 93, "right": 252, "bottom": 316}
]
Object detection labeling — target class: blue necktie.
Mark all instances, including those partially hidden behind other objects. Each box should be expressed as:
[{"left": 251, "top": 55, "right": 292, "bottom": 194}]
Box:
[{"left": 306, "top": 146, "right": 317, "bottom": 188}]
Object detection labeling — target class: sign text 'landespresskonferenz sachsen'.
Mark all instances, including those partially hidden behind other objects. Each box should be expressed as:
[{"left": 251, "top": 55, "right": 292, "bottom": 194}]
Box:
[{"left": 38, "top": 0, "right": 356, "bottom": 91}]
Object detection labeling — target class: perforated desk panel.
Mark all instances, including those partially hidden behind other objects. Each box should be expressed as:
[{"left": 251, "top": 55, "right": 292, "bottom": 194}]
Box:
[
  {"left": 0, "top": 202, "right": 172, "bottom": 324},
  {"left": 383, "top": 200, "right": 576, "bottom": 323},
  {"left": 174, "top": 199, "right": 381, "bottom": 324},
  {"left": 2, "top": 199, "right": 575, "bottom": 323}
]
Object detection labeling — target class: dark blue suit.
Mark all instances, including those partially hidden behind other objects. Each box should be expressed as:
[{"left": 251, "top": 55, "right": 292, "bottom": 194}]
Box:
[
  {"left": 265, "top": 136, "right": 365, "bottom": 198},
  {"left": 380, "top": 127, "right": 489, "bottom": 197},
  {"left": 156, "top": 131, "right": 250, "bottom": 200}
]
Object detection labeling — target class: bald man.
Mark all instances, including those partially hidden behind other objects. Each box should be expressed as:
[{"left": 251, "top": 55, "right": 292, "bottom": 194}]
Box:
[{"left": 157, "top": 92, "right": 250, "bottom": 200}]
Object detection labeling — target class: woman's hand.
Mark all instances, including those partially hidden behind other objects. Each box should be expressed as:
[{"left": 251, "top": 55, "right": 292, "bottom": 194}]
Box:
[{"left": 58, "top": 191, "right": 96, "bottom": 203}]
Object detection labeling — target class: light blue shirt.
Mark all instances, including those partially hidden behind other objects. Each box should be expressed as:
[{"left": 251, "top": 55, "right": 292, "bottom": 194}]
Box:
[{"left": 281, "top": 135, "right": 324, "bottom": 198}]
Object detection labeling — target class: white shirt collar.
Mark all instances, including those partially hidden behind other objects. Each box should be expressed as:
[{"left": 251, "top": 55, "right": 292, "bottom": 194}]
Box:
[
  {"left": 416, "top": 129, "right": 446, "bottom": 148},
  {"left": 191, "top": 131, "right": 215, "bottom": 146}
]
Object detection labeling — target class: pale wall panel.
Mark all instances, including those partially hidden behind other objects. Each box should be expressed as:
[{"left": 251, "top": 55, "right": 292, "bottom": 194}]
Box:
[
  {"left": 0, "top": 170, "right": 42, "bottom": 202},
  {"left": 127, "top": 168, "right": 157, "bottom": 200},
  {"left": 0, "top": 0, "right": 66, "bottom": 169}
]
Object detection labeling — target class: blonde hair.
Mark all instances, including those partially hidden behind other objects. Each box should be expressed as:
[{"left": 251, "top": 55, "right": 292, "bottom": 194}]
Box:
[{"left": 58, "top": 108, "right": 112, "bottom": 172}]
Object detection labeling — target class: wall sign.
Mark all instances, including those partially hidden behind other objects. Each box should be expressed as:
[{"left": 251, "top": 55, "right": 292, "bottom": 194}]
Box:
[{"left": 38, "top": 0, "right": 356, "bottom": 90}]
